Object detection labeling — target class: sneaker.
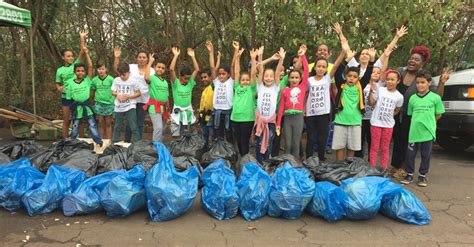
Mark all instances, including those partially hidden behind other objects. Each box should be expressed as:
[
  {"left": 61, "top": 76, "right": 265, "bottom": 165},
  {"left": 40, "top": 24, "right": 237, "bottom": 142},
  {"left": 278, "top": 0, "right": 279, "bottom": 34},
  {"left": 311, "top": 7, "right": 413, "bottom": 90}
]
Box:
[
  {"left": 400, "top": 174, "right": 414, "bottom": 185},
  {"left": 417, "top": 176, "right": 428, "bottom": 187}
]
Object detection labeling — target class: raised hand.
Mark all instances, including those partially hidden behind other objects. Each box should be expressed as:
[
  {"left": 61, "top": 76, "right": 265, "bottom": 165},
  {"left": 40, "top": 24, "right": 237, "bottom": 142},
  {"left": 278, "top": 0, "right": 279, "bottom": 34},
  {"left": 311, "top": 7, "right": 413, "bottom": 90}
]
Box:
[
  {"left": 440, "top": 68, "right": 451, "bottom": 84},
  {"left": 257, "top": 46, "right": 264, "bottom": 56},
  {"left": 237, "top": 48, "right": 245, "bottom": 56},
  {"left": 278, "top": 47, "right": 287, "bottom": 59},
  {"left": 341, "top": 38, "right": 350, "bottom": 53},
  {"left": 367, "top": 47, "right": 377, "bottom": 60},
  {"left": 249, "top": 49, "right": 257, "bottom": 59},
  {"left": 187, "top": 48, "right": 195, "bottom": 57},
  {"left": 79, "top": 30, "right": 88, "bottom": 39},
  {"left": 271, "top": 53, "right": 281, "bottom": 61},
  {"left": 149, "top": 52, "right": 155, "bottom": 64},
  {"left": 114, "top": 47, "right": 121, "bottom": 58},
  {"left": 172, "top": 47, "right": 180, "bottom": 56},
  {"left": 232, "top": 40, "right": 240, "bottom": 50},
  {"left": 333, "top": 22, "right": 342, "bottom": 35},
  {"left": 298, "top": 44, "right": 307, "bottom": 56},
  {"left": 205, "top": 41, "right": 214, "bottom": 52},
  {"left": 217, "top": 51, "right": 221, "bottom": 58},
  {"left": 83, "top": 47, "right": 90, "bottom": 54},
  {"left": 396, "top": 25, "right": 408, "bottom": 38}
]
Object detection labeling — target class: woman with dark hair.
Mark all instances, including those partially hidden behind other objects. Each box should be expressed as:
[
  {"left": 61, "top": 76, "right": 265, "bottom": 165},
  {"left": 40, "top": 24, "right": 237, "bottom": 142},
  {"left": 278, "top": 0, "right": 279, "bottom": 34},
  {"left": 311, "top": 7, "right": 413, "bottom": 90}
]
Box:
[
  {"left": 390, "top": 45, "right": 447, "bottom": 179},
  {"left": 113, "top": 47, "right": 154, "bottom": 142}
]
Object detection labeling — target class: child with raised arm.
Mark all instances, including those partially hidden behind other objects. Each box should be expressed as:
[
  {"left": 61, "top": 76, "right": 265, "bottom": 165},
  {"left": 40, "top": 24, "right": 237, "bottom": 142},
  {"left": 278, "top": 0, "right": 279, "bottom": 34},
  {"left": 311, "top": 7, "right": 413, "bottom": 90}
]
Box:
[
  {"left": 111, "top": 63, "right": 141, "bottom": 143},
  {"left": 254, "top": 46, "right": 282, "bottom": 163},
  {"left": 56, "top": 31, "right": 86, "bottom": 138},
  {"left": 275, "top": 45, "right": 307, "bottom": 160},
  {"left": 144, "top": 53, "right": 169, "bottom": 142},
  {"left": 231, "top": 42, "right": 257, "bottom": 156},
  {"left": 169, "top": 47, "right": 200, "bottom": 137},
  {"left": 305, "top": 24, "right": 347, "bottom": 161},
  {"left": 68, "top": 47, "right": 103, "bottom": 146},
  {"left": 209, "top": 41, "right": 235, "bottom": 142}
]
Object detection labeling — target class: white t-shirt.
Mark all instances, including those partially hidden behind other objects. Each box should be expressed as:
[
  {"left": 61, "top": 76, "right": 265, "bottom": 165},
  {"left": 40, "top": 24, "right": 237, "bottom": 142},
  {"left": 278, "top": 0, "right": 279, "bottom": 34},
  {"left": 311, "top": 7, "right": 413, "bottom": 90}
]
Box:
[
  {"left": 212, "top": 78, "right": 234, "bottom": 110},
  {"left": 257, "top": 84, "right": 278, "bottom": 117},
  {"left": 362, "top": 82, "right": 385, "bottom": 120},
  {"left": 129, "top": 64, "right": 155, "bottom": 104},
  {"left": 306, "top": 74, "right": 331, "bottom": 116},
  {"left": 370, "top": 87, "right": 404, "bottom": 128},
  {"left": 111, "top": 77, "right": 141, "bottom": 112},
  {"left": 347, "top": 58, "right": 383, "bottom": 78}
]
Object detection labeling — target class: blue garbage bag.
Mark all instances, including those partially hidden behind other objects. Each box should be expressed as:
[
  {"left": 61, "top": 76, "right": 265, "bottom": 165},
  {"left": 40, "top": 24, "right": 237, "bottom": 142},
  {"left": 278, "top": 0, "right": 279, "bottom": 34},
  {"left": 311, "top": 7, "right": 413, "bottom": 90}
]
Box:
[
  {"left": 201, "top": 159, "right": 239, "bottom": 220},
  {"left": 22, "top": 165, "right": 87, "bottom": 216},
  {"left": 0, "top": 158, "right": 45, "bottom": 211},
  {"left": 307, "top": 181, "right": 348, "bottom": 222},
  {"left": 381, "top": 188, "right": 431, "bottom": 225},
  {"left": 145, "top": 142, "right": 199, "bottom": 222},
  {"left": 62, "top": 170, "right": 125, "bottom": 216},
  {"left": 268, "top": 163, "right": 315, "bottom": 220},
  {"left": 341, "top": 177, "right": 402, "bottom": 220},
  {"left": 101, "top": 165, "right": 146, "bottom": 217},
  {"left": 237, "top": 162, "right": 271, "bottom": 221}
]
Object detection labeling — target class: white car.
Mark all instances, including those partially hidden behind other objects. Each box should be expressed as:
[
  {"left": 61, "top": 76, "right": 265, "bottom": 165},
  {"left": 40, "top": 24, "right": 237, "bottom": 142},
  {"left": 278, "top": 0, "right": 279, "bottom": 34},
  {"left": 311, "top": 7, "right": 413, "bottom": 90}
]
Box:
[{"left": 433, "top": 34, "right": 474, "bottom": 151}]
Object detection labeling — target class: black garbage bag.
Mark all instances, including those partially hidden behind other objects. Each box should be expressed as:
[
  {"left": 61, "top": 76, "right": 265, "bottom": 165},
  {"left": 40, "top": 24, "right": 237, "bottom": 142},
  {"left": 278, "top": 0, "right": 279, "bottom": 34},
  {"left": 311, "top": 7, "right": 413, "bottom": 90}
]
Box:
[
  {"left": 302, "top": 156, "right": 319, "bottom": 175},
  {"left": 234, "top": 154, "right": 258, "bottom": 178},
  {"left": 29, "top": 138, "right": 93, "bottom": 173},
  {"left": 97, "top": 145, "right": 129, "bottom": 174},
  {"left": 173, "top": 156, "right": 203, "bottom": 174},
  {"left": 0, "top": 153, "right": 10, "bottom": 165},
  {"left": 262, "top": 154, "right": 301, "bottom": 176},
  {"left": 0, "top": 140, "right": 44, "bottom": 160},
  {"left": 168, "top": 133, "right": 206, "bottom": 160},
  {"left": 56, "top": 149, "right": 98, "bottom": 177},
  {"left": 201, "top": 139, "right": 238, "bottom": 168},
  {"left": 126, "top": 140, "right": 158, "bottom": 171},
  {"left": 313, "top": 157, "right": 387, "bottom": 186}
]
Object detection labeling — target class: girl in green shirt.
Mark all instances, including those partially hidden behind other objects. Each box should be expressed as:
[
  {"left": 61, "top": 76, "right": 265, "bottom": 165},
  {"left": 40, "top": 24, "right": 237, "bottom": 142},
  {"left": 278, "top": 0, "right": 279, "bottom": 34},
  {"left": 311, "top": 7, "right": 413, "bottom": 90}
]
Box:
[
  {"left": 55, "top": 31, "right": 87, "bottom": 139},
  {"left": 231, "top": 42, "right": 256, "bottom": 156},
  {"left": 91, "top": 61, "right": 115, "bottom": 139}
]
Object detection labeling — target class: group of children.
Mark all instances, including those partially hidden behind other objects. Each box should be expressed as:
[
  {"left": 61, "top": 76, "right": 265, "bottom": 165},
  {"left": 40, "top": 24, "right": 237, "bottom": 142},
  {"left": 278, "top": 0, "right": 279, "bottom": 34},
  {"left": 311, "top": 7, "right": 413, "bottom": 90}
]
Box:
[{"left": 55, "top": 24, "right": 451, "bottom": 187}]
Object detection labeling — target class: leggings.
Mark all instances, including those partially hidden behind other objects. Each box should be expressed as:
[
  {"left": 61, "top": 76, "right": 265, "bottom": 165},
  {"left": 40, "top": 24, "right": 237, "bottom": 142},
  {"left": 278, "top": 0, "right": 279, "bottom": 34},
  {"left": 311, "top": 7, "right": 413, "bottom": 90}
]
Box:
[
  {"left": 369, "top": 125, "right": 393, "bottom": 169},
  {"left": 391, "top": 114, "right": 410, "bottom": 169},
  {"left": 305, "top": 114, "right": 330, "bottom": 160},
  {"left": 232, "top": 121, "right": 254, "bottom": 156},
  {"left": 355, "top": 119, "right": 371, "bottom": 158},
  {"left": 283, "top": 113, "right": 304, "bottom": 159}
]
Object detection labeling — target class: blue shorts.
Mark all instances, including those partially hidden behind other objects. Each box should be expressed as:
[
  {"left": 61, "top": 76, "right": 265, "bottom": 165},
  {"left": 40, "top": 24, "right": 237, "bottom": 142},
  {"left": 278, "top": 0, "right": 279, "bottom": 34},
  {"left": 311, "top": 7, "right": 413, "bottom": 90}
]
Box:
[{"left": 61, "top": 98, "right": 74, "bottom": 107}]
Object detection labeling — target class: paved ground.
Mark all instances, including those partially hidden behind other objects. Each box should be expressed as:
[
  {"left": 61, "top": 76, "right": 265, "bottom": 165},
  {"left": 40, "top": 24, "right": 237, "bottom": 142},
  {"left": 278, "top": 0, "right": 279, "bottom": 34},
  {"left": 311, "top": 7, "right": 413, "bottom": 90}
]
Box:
[{"left": 0, "top": 128, "right": 473, "bottom": 246}]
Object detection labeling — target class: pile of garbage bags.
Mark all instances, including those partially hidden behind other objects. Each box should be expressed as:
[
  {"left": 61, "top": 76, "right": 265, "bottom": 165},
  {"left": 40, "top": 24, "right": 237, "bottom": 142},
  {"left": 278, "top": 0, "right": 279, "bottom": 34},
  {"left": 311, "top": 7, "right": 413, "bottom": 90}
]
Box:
[{"left": 0, "top": 139, "right": 431, "bottom": 225}]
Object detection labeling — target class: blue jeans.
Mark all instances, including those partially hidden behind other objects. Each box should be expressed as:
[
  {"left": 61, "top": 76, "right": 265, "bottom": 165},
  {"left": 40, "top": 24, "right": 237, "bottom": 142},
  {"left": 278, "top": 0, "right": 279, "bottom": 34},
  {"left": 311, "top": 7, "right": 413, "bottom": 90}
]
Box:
[
  {"left": 200, "top": 117, "right": 211, "bottom": 147},
  {"left": 70, "top": 116, "right": 102, "bottom": 145},
  {"left": 256, "top": 123, "right": 275, "bottom": 164}
]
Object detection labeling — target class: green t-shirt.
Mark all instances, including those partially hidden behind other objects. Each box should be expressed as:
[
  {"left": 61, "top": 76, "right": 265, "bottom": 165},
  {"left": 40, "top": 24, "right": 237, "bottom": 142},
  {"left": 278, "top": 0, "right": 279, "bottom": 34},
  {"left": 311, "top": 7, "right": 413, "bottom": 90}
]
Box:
[
  {"left": 334, "top": 85, "right": 362, "bottom": 125},
  {"left": 148, "top": 75, "right": 169, "bottom": 114},
  {"left": 231, "top": 82, "right": 257, "bottom": 122},
  {"left": 407, "top": 91, "right": 445, "bottom": 143},
  {"left": 276, "top": 75, "right": 288, "bottom": 116},
  {"left": 68, "top": 77, "right": 94, "bottom": 119},
  {"left": 55, "top": 59, "right": 79, "bottom": 99},
  {"left": 91, "top": 75, "right": 115, "bottom": 105},
  {"left": 172, "top": 77, "right": 196, "bottom": 107}
]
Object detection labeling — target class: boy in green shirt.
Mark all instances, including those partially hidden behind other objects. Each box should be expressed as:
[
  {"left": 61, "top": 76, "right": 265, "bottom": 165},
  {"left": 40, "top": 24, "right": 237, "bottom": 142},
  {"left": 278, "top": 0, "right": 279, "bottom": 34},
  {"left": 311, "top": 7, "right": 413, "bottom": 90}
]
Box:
[
  {"left": 68, "top": 47, "right": 103, "bottom": 146},
  {"left": 144, "top": 52, "right": 169, "bottom": 141},
  {"left": 169, "top": 47, "right": 200, "bottom": 137},
  {"left": 401, "top": 70, "right": 447, "bottom": 187}
]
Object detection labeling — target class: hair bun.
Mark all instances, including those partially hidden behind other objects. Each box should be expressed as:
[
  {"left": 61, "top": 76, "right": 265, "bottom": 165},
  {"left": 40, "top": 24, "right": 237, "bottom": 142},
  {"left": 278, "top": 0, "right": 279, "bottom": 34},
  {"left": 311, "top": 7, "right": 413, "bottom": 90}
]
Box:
[{"left": 410, "top": 46, "right": 431, "bottom": 63}]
